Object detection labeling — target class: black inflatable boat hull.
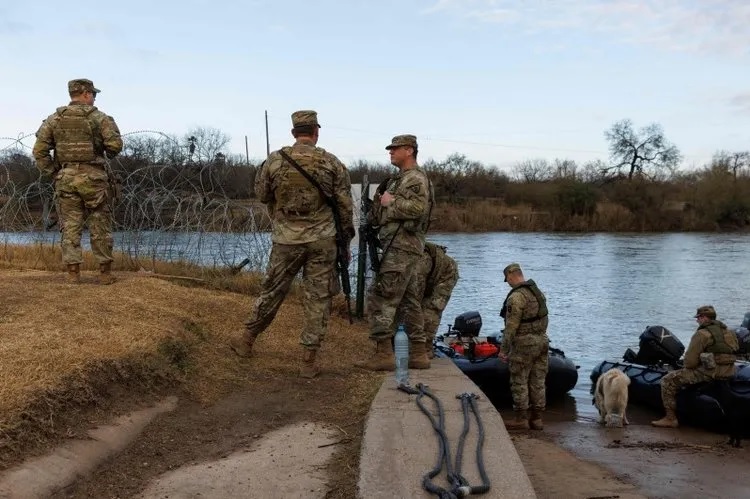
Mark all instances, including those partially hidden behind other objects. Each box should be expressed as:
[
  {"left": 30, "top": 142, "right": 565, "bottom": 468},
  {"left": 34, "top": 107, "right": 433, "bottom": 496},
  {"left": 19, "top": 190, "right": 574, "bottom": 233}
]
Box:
[{"left": 435, "top": 344, "right": 579, "bottom": 405}]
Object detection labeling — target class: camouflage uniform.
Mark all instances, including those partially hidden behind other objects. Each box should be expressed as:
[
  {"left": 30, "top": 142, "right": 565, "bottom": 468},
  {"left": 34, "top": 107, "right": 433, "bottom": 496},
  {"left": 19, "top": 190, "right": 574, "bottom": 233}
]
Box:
[
  {"left": 501, "top": 264, "right": 549, "bottom": 415},
  {"left": 410, "top": 242, "right": 459, "bottom": 344},
  {"left": 32, "top": 79, "right": 122, "bottom": 266},
  {"left": 660, "top": 312, "right": 739, "bottom": 412},
  {"left": 366, "top": 136, "right": 433, "bottom": 344},
  {"left": 244, "top": 110, "right": 354, "bottom": 351}
]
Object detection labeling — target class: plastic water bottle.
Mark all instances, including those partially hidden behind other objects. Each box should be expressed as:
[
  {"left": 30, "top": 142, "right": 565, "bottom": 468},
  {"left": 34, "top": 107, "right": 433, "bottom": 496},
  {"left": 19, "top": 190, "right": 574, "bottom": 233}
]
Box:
[{"left": 394, "top": 324, "right": 410, "bottom": 386}]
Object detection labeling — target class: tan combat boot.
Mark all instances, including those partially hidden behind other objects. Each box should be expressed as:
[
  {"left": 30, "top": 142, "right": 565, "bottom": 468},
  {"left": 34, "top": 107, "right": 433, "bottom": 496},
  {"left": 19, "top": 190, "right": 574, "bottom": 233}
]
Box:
[
  {"left": 505, "top": 410, "right": 530, "bottom": 431},
  {"left": 529, "top": 410, "right": 544, "bottom": 430},
  {"left": 651, "top": 409, "right": 679, "bottom": 428},
  {"left": 354, "top": 340, "right": 395, "bottom": 371},
  {"left": 300, "top": 349, "right": 319, "bottom": 379},
  {"left": 97, "top": 262, "right": 116, "bottom": 285},
  {"left": 409, "top": 341, "right": 431, "bottom": 369},
  {"left": 66, "top": 264, "right": 80, "bottom": 284},
  {"left": 229, "top": 330, "right": 258, "bottom": 359}
]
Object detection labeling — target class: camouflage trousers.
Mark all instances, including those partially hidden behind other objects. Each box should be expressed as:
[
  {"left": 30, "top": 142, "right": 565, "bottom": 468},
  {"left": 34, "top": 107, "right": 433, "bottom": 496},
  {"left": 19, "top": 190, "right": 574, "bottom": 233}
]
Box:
[
  {"left": 244, "top": 238, "right": 336, "bottom": 350},
  {"left": 368, "top": 247, "right": 425, "bottom": 343},
  {"left": 422, "top": 278, "right": 458, "bottom": 342},
  {"left": 660, "top": 368, "right": 713, "bottom": 412},
  {"left": 55, "top": 165, "right": 113, "bottom": 265},
  {"left": 508, "top": 335, "right": 549, "bottom": 411}
]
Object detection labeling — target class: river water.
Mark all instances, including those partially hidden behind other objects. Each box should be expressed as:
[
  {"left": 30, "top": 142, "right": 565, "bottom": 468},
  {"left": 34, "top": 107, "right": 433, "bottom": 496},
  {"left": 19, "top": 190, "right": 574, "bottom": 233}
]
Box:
[
  {"left": 425, "top": 232, "right": 750, "bottom": 417},
  {"left": 5, "top": 229, "right": 749, "bottom": 417}
]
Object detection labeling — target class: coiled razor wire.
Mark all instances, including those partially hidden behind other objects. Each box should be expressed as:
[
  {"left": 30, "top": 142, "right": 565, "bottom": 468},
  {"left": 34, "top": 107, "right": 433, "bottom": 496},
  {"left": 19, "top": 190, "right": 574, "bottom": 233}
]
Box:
[{"left": 0, "top": 131, "right": 364, "bottom": 279}]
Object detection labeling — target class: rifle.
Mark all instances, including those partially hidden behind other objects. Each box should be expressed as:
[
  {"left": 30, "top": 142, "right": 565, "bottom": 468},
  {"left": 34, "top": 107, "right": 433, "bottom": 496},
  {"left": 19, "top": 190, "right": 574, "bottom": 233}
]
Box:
[
  {"left": 360, "top": 195, "right": 382, "bottom": 273},
  {"left": 279, "top": 150, "right": 353, "bottom": 324}
]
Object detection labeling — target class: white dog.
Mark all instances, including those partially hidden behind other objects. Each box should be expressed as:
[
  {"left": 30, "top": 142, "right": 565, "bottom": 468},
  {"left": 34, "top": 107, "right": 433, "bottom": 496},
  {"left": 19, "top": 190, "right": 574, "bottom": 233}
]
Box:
[{"left": 594, "top": 368, "right": 631, "bottom": 428}]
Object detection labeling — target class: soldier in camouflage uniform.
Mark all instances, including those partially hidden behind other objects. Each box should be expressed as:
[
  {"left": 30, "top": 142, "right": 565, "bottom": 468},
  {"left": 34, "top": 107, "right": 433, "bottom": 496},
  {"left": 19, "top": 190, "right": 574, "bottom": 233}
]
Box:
[
  {"left": 355, "top": 135, "right": 433, "bottom": 371},
  {"left": 229, "top": 110, "right": 354, "bottom": 379},
  {"left": 500, "top": 263, "right": 549, "bottom": 431},
  {"left": 33, "top": 79, "right": 123, "bottom": 284},
  {"left": 413, "top": 242, "right": 459, "bottom": 355},
  {"left": 652, "top": 305, "right": 739, "bottom": 428}
]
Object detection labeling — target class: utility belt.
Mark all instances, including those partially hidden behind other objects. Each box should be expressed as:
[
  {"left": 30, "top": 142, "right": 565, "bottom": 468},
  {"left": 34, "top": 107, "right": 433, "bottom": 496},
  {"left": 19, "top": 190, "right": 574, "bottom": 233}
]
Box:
[
  {"left": 281, "top": 208, "right": 313, "bottom": 217},
  {"left": 59, "top": 161, "right": 106, "bottom": 171},
  {"left": 514, "top": 328, "right": 545, "bottom": 338}
]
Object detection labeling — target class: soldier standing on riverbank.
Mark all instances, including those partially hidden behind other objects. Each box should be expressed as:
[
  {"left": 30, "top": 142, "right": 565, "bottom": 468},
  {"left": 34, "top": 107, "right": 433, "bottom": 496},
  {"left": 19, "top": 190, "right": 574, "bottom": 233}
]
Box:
[
  {"left": 500, "top": 263, "right": 550, "bottom": 430},
  {"left": 32, "top": 79, "right": 123, "bottom": 284},
  {"left": 652, "top": 305, "right": 738, "bottom": 428},
  {"left": 229, "top": 110, "right": 354, "bottom": 379},
  {"left": 355, "top": 134, "right": 434, "bottom": 371}
]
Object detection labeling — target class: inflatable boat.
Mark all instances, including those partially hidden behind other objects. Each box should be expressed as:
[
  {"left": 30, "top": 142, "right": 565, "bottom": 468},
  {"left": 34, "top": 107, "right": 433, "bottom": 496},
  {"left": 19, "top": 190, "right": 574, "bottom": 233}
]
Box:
[
  {"left": 433, "top": 311, "right": 579, "bottom": 406},
  {"left": 591, "top": 325, "right": 750, "bottom": 432}
]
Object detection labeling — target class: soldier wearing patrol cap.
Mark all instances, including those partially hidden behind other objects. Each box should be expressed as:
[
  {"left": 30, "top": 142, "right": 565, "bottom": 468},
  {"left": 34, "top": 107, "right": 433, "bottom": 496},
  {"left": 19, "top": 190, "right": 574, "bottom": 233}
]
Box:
[
  {"left": 355, "top": 134, "right": 435, "bottom": 372},
  {"left": 229, "top": 110, "right": 355, "bottom": 379},
  {"left": 33, "top": 78, "right": 122, "bottom": 284},
  {"left": 652, "top": 305, "right": 739, "bottom": 428},
  {"left": 500, "top": 262, "right": 550, "bottom": 430}
]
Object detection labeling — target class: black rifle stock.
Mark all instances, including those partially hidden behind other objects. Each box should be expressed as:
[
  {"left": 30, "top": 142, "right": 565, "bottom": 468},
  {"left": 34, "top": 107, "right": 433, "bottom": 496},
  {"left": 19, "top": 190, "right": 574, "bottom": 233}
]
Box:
[{"left": 278, "top": 150, "right": 353, "bottom": 323}]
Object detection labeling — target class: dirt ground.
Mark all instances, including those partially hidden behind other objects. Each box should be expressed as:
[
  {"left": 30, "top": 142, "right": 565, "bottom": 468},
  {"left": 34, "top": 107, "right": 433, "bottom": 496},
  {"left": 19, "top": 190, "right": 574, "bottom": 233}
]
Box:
[
  {"left": 500, "top": 400, "right": 750, "bottom": 499},
  {"left": 49, "top": 368, "right": 380, "bottom": 499}
]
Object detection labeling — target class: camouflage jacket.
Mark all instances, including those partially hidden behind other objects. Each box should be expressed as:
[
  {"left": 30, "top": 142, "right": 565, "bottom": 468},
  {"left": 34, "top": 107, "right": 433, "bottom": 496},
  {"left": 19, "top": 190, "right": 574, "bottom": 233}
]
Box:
[
  {"left": 423, "top": 242, "right": 459, "bottom": 297},
  {"left": 500, "top": 279, "right": 549, "bottom": 351},
  {"left": 683, "top": 320, "right": 738, "bottom": 378},
  {"left": 369, "top": 167, "right": 432, "bottom": 256},
  {"left": 256, "top": 139, "right": 354, "bottom": 245},
  {"left": 33, "top": 103, "right": 122, "bottom": 177}
]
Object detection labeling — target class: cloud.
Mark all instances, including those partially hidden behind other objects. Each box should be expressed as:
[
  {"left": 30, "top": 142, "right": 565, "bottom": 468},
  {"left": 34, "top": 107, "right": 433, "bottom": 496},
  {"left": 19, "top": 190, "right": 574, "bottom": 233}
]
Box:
[
  {"left": 424, "top": 0, "right": 750, "bottom": 58},
  {"left": 0, "top": 16, "right": 31, "bottom": 35},
  {"left": 729, "top": 93, "right": 750, "bottom": 114}
]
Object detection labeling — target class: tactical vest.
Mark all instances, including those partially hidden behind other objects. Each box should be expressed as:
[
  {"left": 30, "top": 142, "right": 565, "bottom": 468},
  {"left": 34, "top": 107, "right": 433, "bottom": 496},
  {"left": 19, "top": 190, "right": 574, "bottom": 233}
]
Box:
[
  {"left": 52, "top": 106, "right": 100, "bottom": 163},
  {"left": 275, "top": 147, "right": 326, "bottom": 215},
  {"left": 702, "top": 322, "right": 737, "bottom": 359},
  {"left": 500, "top": 280, "right": 548, "bottom": 324}
]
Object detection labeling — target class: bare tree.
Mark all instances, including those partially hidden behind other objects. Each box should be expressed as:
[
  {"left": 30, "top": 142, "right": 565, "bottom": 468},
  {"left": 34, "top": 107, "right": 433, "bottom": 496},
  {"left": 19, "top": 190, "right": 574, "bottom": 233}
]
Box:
[
  {"left": 604, "top": 119, "right": 681, "bottom": 180},
  {"left": 712, "top": 150, "right": 750, "bottom": 181},
  {"left": 512, "top": 158, "right": 552, "bottom": 182},
  {"left": 183, "top": 127, "right": 231, "bottom": 165}
]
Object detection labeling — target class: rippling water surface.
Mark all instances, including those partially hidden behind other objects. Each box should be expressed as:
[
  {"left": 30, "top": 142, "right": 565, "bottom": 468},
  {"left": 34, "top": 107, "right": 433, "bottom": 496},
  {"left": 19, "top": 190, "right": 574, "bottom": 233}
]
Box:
[{"left": 427, "top": 232, "right": 750, "bottom": 416}]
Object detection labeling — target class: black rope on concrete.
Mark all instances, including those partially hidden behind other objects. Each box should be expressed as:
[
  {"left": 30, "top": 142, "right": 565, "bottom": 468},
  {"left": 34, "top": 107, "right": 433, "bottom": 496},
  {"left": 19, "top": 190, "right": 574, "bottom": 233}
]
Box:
[
  {"left": 453, "top": 393, "right": 490, "bottom": 496},
  {"left": 400, "top": 383, "right": 491, "bottom": 498}
]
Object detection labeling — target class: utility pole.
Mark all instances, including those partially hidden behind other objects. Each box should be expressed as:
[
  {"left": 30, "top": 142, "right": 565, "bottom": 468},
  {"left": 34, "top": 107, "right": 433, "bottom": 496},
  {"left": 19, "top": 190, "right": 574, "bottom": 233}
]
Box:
[{"left": 244, "top": 135, "right": 250, "bottom": 166}]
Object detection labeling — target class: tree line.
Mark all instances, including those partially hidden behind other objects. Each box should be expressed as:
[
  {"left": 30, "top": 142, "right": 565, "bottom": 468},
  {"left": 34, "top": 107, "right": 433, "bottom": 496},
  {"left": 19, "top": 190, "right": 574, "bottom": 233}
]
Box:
[{"left": 1, "top": 121, "right": 749, "bottom": 232}]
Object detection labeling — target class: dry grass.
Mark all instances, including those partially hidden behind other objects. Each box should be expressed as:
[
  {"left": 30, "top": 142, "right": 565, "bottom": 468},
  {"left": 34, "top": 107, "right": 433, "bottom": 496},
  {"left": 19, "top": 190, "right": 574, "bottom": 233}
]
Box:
[{"left": 0, "top": 244, "right": 381, "bottom": 487}]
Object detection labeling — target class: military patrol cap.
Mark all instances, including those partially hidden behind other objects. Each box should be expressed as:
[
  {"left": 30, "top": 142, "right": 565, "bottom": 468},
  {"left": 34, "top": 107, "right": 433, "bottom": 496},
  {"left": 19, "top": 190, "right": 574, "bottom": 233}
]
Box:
[
  {"left": 694, "top": 305, "right": 716, "bottom": 319},
  {"left": 385, "top": 134, "right": 418, "bottom": 150},
  {"left": 503, "top": 262, "right": 522, "bottom": 282},
  {"left": 68, "top": 78, "right": 100, "bottom": 94},
  {"left": 291, "top": 110, "right": 321, "bottom": 128}
]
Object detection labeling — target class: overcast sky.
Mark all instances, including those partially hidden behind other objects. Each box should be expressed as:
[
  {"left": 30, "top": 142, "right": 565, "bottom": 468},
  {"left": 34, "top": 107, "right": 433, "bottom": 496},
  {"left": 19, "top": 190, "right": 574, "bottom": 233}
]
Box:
[{"left": 1, "top": 0, "right": 748, "bottom": 171}]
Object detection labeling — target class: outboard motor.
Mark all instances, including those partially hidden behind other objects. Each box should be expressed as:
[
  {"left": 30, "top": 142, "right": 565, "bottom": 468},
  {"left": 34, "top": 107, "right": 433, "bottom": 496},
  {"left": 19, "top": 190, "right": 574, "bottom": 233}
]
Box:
[
  {"left": 450, "top": 311, "right": 482, "bottom": 337},
  {"left": 634, "top": 325, "right": 685, "bottom": 367},
  {"left": 735, "top": 327, "right": 750, "bottom": 359},
  {"left": 440, "top": 311, "right": 498, "bottom": 359},
  {"left": 741, "top": 312, "right": 750, "bottom": 330}
]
